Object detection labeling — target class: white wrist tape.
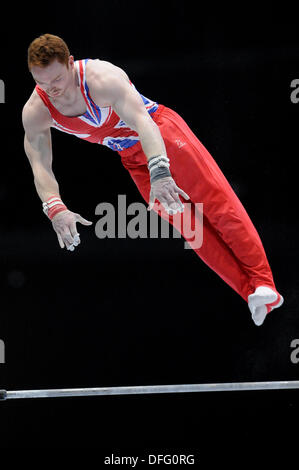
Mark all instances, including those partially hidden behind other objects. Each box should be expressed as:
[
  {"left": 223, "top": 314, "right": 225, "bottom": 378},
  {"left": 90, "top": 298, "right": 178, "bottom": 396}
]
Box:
[{"left": 148, "top": 155, "right": 171, "bottom": 183}]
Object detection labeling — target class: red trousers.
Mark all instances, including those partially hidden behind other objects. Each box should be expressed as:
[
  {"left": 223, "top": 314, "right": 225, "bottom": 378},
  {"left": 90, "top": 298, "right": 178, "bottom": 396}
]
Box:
[{"left": 119, "top": 105, "right": 277, "bottom": 302}]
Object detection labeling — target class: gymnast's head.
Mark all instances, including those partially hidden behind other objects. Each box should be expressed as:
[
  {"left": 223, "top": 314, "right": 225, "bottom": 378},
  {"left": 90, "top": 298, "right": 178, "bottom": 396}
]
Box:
[{"left": 27, "top": 33, "right": 75, "bottom": 98}]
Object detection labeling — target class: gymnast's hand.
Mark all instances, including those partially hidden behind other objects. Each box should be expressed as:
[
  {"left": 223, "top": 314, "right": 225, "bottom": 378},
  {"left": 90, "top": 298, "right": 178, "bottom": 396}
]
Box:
[
  {"left": 51, "top": 210, "right": 93, "bottom": 251},
  {"left": 148, "top": 176, "right": 190, "bottom": 215}
]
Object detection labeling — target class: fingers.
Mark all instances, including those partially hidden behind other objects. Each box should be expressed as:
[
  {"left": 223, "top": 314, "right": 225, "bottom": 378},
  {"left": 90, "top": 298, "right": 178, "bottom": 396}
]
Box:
[
  {"left": 56, "top": 230, "right": 73, "bottom": 251},
  {"left": 63, "top": 230, "right": 82, "bottom": 251},
  {"left": 63, "top": 231, "right": 76, "bottom": 251},
  {"left": 147, "top": 190, "right": 156, "bottom": 211},
  {"left": 69, "top": 223, "right": 81, "bottom": 247},
  {"left": 149, "top": 178, "right": 191, "bottom": 215},
  {"left": 160, "top": 193, "right": 179, "bottom": 215},
  {"left": 175, "top": 185, "right": 190, "bottom": 201},
  {"left": 169, "top": 188, "right": 185, "bottom": 213},
  {"left": 56, "top": 227, "right": 79, "bottom": 251},
  {"left": 148, "top": 183, "right": 178, "bottom": 214},
  {"left": 152, "top": 192, "right": 178, "bottom": 215},
  {"left": 54, "top": 213, "right": 92, "bottom": 251},
  {"left": 56, "top": 225, "right": 85, "bottom": 251},
  {"left": 161, "top": 185, "right": 190, "bottom": 214},
  {"left": 75, "top": 214, "right": 93, "bottom": 226},
  {"left": 156, "top": 187, "right": 185, "bottom": 215},
  {"left": 57, "top": 233, "right": 65, "bottom": 249},
  {"left": 73, "top": 233, "right": 80, "bottom": 247}
]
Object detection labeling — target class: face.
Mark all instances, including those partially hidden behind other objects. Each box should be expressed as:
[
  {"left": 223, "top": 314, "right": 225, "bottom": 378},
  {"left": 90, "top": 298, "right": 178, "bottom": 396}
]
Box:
[{"left": 31, "top": 56, "right": 74, "bottom": 98}]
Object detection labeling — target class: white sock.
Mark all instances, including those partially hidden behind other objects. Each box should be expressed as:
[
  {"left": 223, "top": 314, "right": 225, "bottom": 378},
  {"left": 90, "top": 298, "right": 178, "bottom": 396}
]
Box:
[
  {"left": 248, "top": 286, "right": 277, "bottom": 316},
  {"left": 248, "top": 286, "right": 284, "bottom": 326},
  {"left": 251, "top": 304, "right": 268, "bottom": 326}
]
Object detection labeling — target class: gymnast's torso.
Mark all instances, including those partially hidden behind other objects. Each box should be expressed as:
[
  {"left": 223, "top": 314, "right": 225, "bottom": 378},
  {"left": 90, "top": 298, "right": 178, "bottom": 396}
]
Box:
[{"left": 33, "top": 58, "right": 159, "bottom": 152}]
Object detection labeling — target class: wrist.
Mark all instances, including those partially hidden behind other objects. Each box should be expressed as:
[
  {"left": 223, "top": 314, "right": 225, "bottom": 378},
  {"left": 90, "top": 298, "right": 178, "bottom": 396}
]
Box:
[
  {"left": 42, "top": 195, "right": 68, "bottom": 220},
  {"left": 148, "top": 155, "right": 171, "bottom": 184}
]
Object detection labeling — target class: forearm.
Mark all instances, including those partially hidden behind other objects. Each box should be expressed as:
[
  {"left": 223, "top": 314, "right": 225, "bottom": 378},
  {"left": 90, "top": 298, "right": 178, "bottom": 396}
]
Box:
[
  {"left": 24, "top": 134, "right": 60, "bottom": 202},
  {"left": 135, "top": 116, "right": 173, "bottom": 185},
  {"left": 31, "top": 164, "right": 67, "bottom": 221},
  {"left": 137, "top": 116, "right": 167, "bottom": 161},
  {"left": 33, "top": 166, "right": 60, "bottom": 202}
]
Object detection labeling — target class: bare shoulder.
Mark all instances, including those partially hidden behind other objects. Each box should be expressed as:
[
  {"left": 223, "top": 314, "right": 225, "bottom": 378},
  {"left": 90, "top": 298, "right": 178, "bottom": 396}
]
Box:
[
  {"left": 85, "top": 59, "right": 131, "bottom": 106},
  {"left": 86, "top": 58, "right": 130, "bottom": 84},
  {"left": 22, "top": 89, "right": 52, "bottom": 134}
]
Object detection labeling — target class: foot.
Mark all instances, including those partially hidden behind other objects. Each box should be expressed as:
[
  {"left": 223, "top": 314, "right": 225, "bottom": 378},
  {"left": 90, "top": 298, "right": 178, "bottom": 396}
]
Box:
[
  {"left": 248, "top": 286, "right": 284, "bottom": 326},
  {"left": 251, "top": 295, "right": 284, "bottom": 326}
]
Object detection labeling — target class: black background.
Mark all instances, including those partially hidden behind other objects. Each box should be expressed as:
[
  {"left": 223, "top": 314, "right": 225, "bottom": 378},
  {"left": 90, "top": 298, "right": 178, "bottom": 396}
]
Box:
[{"left": 0, "top": 0, "right": 299, "bottom": 464}]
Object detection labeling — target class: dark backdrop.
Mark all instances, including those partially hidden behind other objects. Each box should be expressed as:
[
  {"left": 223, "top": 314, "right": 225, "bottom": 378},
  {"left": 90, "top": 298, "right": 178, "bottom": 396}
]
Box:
[{"left": 0, "top": 0, "right": 298, "bottom": 462}]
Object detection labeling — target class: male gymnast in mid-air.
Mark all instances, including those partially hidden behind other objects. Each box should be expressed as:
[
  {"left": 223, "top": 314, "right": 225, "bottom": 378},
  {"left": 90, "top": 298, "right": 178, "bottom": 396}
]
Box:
[{"left": 22, "top": 34, "right": 284, "bottom": 326}]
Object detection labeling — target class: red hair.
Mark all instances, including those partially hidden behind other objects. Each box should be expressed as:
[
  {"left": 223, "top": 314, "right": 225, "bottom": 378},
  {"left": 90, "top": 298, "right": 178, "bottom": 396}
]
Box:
[{"left": 27, "top": 34, "right": 70, "bottom": 70}]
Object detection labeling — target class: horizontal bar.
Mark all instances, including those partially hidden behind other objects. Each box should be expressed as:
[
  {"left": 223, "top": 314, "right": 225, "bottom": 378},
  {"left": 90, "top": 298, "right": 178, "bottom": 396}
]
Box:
[{"left": 1, "top": 380, "right": 299, "bottom": 401}]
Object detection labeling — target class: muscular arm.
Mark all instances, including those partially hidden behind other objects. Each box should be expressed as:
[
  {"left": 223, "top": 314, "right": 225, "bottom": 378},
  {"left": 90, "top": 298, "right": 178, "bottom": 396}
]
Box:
[
  {"left": 22, "top": 98, "right": 92, "bottom": 250},
  {"left": 89, "top": 65, "right": 166, "bottom": 161},
  {"left": 89, "top": 61, "right": 189, "bottom": 214},
  {"left": 111, "top": 87, "right": 167, "bottom": 160},
  {"left": 22, "top": 103, "right": 60, "bottom": 201}
]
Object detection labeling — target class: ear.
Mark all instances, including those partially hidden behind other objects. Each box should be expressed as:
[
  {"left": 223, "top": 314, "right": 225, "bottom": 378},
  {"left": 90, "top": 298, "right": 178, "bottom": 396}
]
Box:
[{"left": 69, "top": 55, "right": 75, "bottom": 68}]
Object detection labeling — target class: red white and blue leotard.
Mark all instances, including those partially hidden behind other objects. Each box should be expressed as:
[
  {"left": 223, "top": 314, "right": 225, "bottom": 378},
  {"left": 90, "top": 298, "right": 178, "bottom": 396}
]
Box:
[
  {"left": 35, "top": 59, "right": 280, "bottom": 307},
  {"left": 35, "top": 58, "right": 159, "bottom": 152}
]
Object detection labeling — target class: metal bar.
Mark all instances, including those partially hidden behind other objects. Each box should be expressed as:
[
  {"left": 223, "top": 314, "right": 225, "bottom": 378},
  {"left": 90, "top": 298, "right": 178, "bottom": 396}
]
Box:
[{"left": 1, "top": 380, "right": 299, "bottom": 401}]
